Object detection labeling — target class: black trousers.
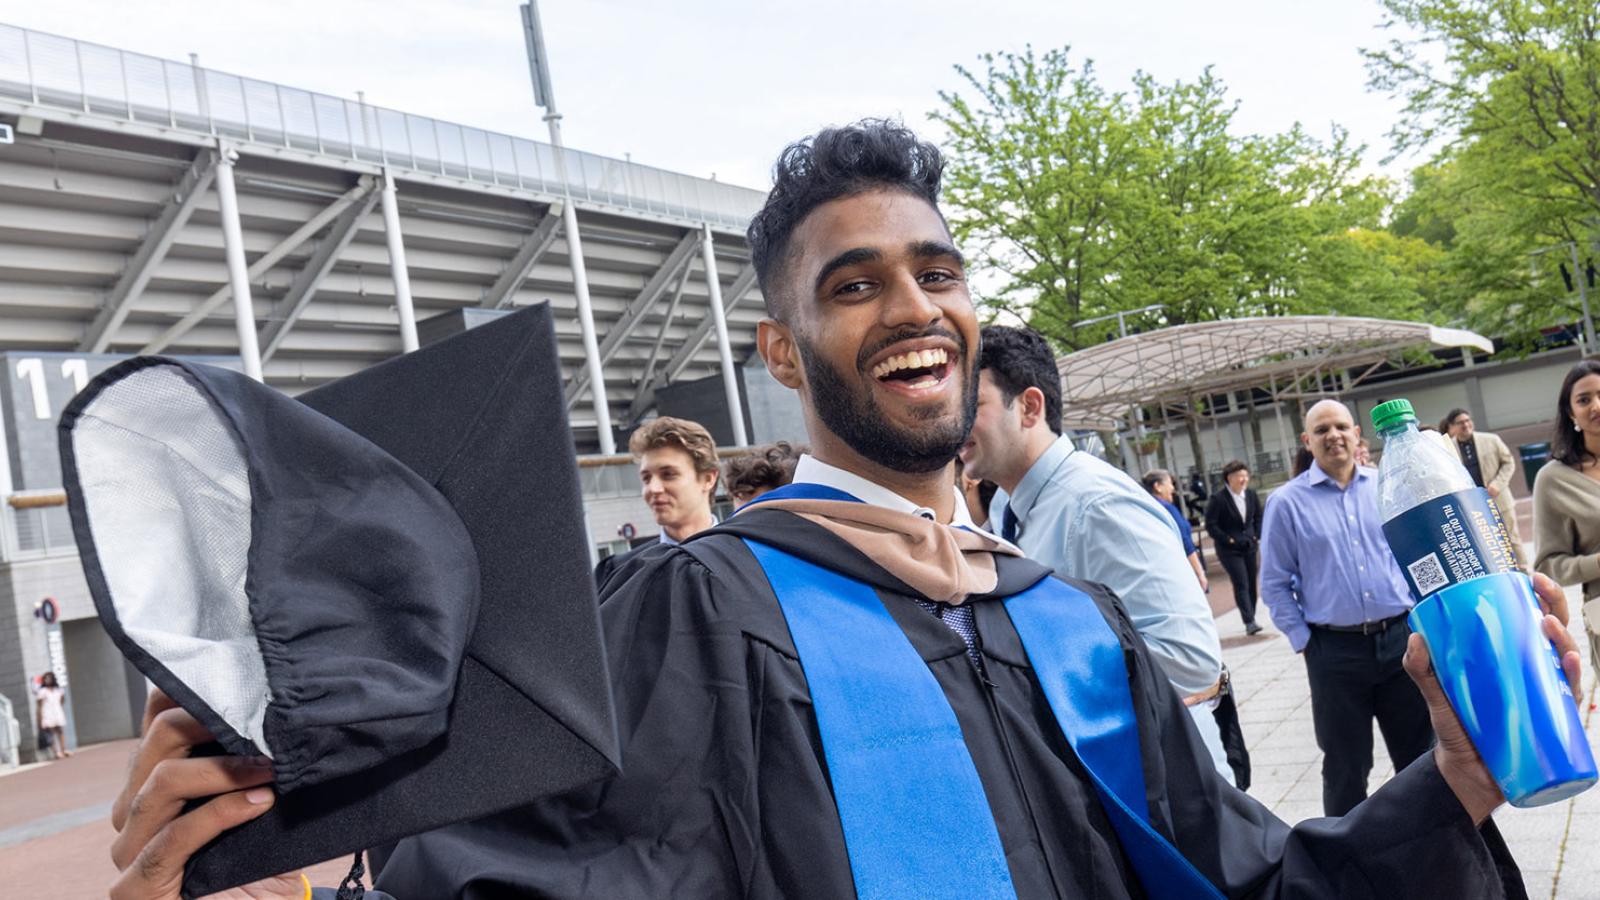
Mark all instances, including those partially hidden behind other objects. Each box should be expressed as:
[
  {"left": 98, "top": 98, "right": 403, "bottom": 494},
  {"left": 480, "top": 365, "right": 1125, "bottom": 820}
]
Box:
[
  {"left": 1217, "top": 549, "right": 1258, "bottom": 626},
  {"left": 1303, "top": 622, "right": 1434, "bottom": 816}
]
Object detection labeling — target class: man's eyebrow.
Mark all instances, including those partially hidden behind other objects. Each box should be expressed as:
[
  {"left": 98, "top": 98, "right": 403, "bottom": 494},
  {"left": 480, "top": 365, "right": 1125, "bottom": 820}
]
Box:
[
  {"left": 909, "top": 240, "right": 965, "bottom": 267},
  {"left": 813, "top": 247, "right": 882, "bottom": 294}
]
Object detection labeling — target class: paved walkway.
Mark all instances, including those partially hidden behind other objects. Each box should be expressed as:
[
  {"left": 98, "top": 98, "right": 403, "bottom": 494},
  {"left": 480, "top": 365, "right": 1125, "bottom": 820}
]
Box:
[
  {"left": 0, "top": 739, "right": 353, "bottom": 896},
  {"left": 1198, "top": 506, "right": 1599, "bottom": 899},
  {"left": 1214, "top": 581, "right": 1600, "bottom": 900}
]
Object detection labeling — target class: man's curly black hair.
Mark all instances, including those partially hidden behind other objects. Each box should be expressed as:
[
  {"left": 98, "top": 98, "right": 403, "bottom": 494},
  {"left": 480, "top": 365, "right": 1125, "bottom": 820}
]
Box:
[{"left": 746, "top": 119, "right": 946, "bottom": 319}]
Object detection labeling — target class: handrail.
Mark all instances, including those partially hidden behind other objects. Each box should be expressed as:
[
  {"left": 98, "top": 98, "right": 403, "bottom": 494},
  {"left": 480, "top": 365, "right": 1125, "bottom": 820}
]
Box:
[
  {"left": 0, "top": 692, "right": 18, "bottom": 769},
  {"left": 6, "top": 489, "right": 65, "bottom": 509},
  {"left": 0, "top": 22, "right": 765, "bottom": 230}
]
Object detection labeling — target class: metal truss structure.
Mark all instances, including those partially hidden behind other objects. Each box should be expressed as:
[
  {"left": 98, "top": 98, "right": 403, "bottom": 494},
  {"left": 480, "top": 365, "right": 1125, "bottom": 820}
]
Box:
[
  {"left": 0, "top": 23, "right": 770, "bottom": 451},
  {"left": 1056, "top": 316, "right": 1496, "bottom": 430}
]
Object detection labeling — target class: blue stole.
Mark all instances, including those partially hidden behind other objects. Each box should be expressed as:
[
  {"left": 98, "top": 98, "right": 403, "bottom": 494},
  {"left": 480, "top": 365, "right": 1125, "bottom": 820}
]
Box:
[{"left": 740, "top": 485, "right": 1222, "bottom": 900}]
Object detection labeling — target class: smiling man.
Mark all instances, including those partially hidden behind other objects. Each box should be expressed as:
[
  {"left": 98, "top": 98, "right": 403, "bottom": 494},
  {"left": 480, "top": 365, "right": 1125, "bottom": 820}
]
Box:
[
  {"left": 593, "top": 416, "right": 720, "bottom": 587},
  {"left": 1260, "top": 399, "right": 1436, "bottom": 817},
  {"left": 108, "top": 122, "right": 1573, "bottom": 900}
]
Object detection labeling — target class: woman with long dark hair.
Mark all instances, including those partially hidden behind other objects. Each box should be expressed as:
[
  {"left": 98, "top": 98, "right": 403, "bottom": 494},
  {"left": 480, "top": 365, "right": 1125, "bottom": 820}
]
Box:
[{"left": 1532, "top": 357, "right": 1600, "bottom": 670}]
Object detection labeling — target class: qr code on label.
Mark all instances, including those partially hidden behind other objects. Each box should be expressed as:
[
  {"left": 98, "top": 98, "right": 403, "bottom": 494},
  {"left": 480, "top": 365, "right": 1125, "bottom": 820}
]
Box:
[{"left": 1407, "top": 553, "right": 1449, "bottom": 595}]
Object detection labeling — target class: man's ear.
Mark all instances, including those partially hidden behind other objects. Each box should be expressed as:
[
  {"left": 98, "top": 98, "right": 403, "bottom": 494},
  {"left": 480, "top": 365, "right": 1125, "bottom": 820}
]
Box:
[
  {"left": 758, "top": 318, "right": 804, "bottom": 390},
  {"left": 1019, "top": 386, "right": 1048, "bottom": 430}
]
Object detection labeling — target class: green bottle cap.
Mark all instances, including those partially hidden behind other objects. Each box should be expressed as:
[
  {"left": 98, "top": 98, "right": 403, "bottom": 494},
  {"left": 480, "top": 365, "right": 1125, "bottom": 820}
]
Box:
[{"left": 1370, "top": 399, "right": 1417, "bottom": 433}]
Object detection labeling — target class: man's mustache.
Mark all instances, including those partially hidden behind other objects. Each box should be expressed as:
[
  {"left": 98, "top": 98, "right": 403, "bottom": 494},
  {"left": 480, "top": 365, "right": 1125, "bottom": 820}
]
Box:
[{"left": 855, "top": 326, "right": 969, "bottom": 372}]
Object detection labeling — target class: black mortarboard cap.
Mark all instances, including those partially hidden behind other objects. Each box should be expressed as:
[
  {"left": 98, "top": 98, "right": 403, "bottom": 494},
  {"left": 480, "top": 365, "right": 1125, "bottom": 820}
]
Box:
[{"left": 59, "top": 305, "right": 619, "bottom": 897}]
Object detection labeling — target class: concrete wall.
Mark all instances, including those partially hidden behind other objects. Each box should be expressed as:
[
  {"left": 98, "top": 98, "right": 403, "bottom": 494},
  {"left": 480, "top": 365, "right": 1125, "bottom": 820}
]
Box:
[
  {"left": 656, "top": 370, "right": 756, "bottom": 448},
  {"left": 61, "top": 618, "right": 144, "bottom": 745},
  {"left": 1479, "top": 357, "right": 1577, "bottom": 430},
  {"left": 0, "top": 554, "right": 141, "bottom": 762}
]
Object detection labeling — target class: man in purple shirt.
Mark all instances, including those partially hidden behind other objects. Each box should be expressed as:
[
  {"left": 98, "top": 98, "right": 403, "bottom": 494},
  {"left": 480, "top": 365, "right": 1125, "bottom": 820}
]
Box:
[{"left": 1259, "top": 399, "right": 1433, "bottom": 816}]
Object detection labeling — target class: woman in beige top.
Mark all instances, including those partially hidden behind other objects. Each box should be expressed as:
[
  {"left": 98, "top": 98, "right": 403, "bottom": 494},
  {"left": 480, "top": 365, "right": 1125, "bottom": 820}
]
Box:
[{"left": 1533, "top": 357, "right": 1600, "bottom": 670}]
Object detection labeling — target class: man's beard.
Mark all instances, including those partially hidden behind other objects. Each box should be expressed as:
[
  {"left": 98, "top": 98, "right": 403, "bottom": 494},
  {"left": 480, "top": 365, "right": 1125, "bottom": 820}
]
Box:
[{"left": 796, "top": 331, "right": 978, "bottom": 475}]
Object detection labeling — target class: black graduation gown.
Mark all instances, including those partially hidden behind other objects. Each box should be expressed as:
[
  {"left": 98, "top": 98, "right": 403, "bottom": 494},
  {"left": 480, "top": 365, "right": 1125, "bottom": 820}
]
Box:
[
  {"left": 590, "top": 542, "right": 637, "bottom": 588},
  {"left": 366, "top": 509, "right": 1524, "bottom": 900}
]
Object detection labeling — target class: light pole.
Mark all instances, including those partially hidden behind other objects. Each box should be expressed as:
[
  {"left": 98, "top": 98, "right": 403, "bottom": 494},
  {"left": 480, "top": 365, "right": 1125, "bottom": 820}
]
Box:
[
  {"left": 521, "top": 1, "right": 615, "bottom": 454},
  {"left": 1070, "top": 303, "right": 1166, "bottom": 343},
  {"left": 1068, "top": 305, "right": 1165, "bottom": 469},
  {"left": 1531, "top": 241, "right": 1596, "bottom": 357}
]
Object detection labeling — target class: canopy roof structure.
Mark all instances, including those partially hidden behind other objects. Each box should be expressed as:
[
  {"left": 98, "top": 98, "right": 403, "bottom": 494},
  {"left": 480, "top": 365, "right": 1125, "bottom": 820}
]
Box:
[{"left": 1056, "top": 315, "right": 1495, "bottom": 430}]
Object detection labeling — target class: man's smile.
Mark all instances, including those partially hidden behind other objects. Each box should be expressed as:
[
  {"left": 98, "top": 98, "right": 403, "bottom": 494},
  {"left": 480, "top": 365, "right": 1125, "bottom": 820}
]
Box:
[{"left": 865, "top": 339, "right": 960, "bottom": 400}]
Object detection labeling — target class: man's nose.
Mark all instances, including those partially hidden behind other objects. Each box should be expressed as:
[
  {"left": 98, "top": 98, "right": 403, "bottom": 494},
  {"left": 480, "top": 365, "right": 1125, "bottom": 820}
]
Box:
[{"left": 878, "top": 271, "right": 942, "bottom": 328}]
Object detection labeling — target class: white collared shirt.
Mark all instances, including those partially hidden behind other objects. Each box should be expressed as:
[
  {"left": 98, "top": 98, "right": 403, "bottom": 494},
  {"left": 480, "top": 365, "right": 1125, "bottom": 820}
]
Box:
[
  {"left": 656, "top": 517, "right": 717, "bottom": 547},
  {"left": 989, "top": 435, "right": 1223, "bottom": 697},
  {"left": 1229, "top": 487, "right": 1247, "bottom": 520},
  {"left": 791, "top": 454, "right": 983, "bottom": 530}
]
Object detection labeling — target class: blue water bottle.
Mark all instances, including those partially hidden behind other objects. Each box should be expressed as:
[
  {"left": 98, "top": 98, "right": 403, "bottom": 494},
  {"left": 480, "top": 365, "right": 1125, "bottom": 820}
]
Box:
[{"left": 1372, "top": 399, "right": 1595, "bottom": 807}]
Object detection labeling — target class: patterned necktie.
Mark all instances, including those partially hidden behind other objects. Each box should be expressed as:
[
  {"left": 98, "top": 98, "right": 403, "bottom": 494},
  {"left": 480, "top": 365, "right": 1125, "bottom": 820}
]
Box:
[{"left": 917, "top": 599, "right": 985, "bottom": 673}]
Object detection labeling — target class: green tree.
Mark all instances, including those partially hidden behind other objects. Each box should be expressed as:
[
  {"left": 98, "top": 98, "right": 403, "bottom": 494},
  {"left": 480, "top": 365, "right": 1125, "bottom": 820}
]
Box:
[
  {"left": 1365, "top": 0, "right": 1600, "bottom": 348},
  {"left": 935, "top": 47, "right": 1410, "bottom": 351},
  {"left": 933, "top": 48, "right": 1139, "bottom": 346}
]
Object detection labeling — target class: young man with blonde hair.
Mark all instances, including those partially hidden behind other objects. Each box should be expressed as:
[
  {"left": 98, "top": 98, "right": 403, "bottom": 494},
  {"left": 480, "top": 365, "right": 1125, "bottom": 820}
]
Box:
[{"left": 594, "top": 416, "right": 720, "bottom": 585}]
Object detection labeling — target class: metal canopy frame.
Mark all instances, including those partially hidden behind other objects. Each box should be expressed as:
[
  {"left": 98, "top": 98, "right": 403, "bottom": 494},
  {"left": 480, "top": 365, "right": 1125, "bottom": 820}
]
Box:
[
  {"left": 0, "top": 18, "right": 773, "bottom": 449},
  {"left": 259, "top": 186, "right": 381, "bottom": 362},
  {"left": 638, "top": 252, "right": 697, "bottom": 384},
  {"left": 1055, "top": 316, "right": 1495, "bottom": 430},
  {"left": 480, "top": 204, "right": 563, "bottom": 310},
  {"left": 627, "top": 265, "right": 757, "bottom": 423},
  {"left": 564, "top": 228, "right": 701, "bottom": 408},
  {"left": 139, "top": 178, "right": 377, "bottom": 355},
  {"left": 81, "top": 150, "right": 218, "bottom": 352}
]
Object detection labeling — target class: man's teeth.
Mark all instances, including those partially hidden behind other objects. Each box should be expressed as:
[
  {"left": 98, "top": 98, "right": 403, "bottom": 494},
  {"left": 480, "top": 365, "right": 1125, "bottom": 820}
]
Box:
[{"left": 871, "top": 348, "right": 949, "bottom": 379}]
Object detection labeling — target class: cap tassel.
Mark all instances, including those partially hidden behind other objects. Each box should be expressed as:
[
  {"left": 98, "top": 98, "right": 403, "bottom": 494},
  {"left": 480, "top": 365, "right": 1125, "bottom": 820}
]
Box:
[{"left": 334, "top": 851, "right": 367, "bottom": 900}]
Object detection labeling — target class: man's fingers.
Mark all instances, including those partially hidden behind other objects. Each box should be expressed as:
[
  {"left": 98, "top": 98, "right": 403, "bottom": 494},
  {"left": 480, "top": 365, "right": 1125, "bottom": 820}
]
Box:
[
  {"left": 109, "top": 789, "right": 275, "bottom": 900},
  {"left": 111, "top": 755, "right": 274, "bottom": 871},
  {"left": 1562, "top": 650, "right": 1583, "bottom": 702},
  {"left": 1402, "top": 634, "right": 1448, "bottom": 707},
  {"left": 138, "top": 688, "right": 179, "bottom": 736},
  {"left": 1541, "top": 614, "right": 1585, "bottom": 699},
  {"left": 1531, "top": 573, "right": 1569, "bottom": 627},
  {"left": 113, "top": 707, "right": 221, "bottom": 832}
]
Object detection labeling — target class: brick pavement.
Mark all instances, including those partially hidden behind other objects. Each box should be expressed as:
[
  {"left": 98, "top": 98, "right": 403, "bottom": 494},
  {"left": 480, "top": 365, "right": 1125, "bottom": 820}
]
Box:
[{"left": 0, "top": 739, "right": 354, "bottom": 896}]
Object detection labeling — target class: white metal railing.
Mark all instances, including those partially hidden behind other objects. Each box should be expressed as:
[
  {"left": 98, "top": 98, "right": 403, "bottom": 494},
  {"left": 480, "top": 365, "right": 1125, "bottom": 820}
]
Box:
[
  {"left": 0, "top": 692, "right": 18, "bottom": 769},
  {"left": 0, "top": 23, "right": 766, "bottom": 230}
]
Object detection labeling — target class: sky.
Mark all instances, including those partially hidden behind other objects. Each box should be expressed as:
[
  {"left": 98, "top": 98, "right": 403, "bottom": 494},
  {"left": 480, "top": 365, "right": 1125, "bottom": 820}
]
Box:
[{"left": 8, "top": 0, "right": 1430, "bottom": 191}]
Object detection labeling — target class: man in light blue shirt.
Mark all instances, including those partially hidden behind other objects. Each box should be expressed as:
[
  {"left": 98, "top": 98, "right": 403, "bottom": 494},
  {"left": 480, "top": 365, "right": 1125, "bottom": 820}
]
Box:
[
  {"left": 1259, "top": 398, "right": 1432, "bottom": 815},
  {"left": 962, "top": 326, "right": 1234, "bottom": 784}
]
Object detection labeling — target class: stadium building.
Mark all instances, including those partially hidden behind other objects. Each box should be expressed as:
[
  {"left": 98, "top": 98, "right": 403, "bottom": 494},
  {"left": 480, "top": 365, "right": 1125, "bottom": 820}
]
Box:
[{"left": 0, "top": 22, "right": 805, "bottom": 762}]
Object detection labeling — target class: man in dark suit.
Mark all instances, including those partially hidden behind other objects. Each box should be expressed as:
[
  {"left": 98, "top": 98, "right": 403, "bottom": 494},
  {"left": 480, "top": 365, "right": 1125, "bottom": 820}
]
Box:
[{"left": 1206, "top": 459, "right": 1264, "bottom": 635}]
